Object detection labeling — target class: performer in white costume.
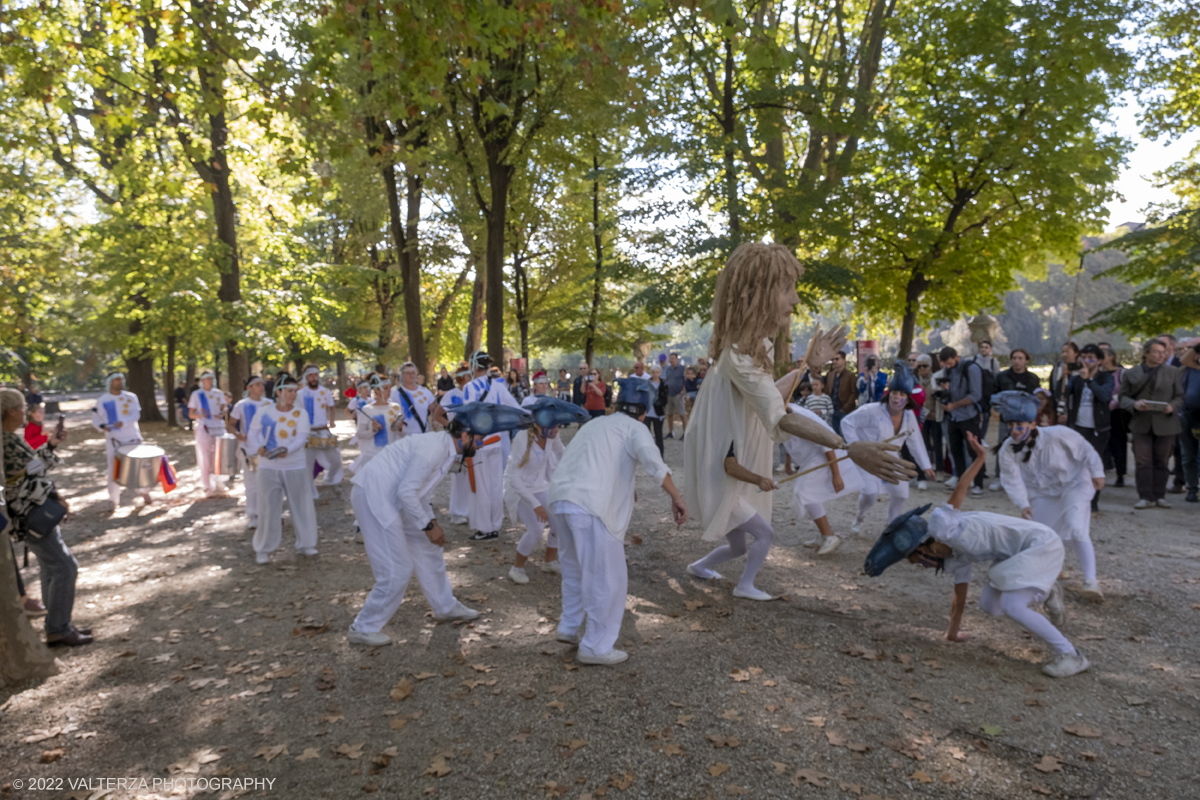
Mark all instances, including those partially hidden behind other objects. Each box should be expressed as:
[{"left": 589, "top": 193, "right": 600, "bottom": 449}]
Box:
[
  {"left": 91, "top": 372, "right": 150, "bottom": 510},
  {"left": 782, "top": 403, "right": 863, "bottom": 554},
  {"left": 248, "top": 376, "right": 317, "bottom": 564},
  {"left": 345, "top": 378, "right": 372, "bottom": 448},
  {"left": 683, "top": 244, "right": 914, "bottom": 590},
  {"left": 520, "top": 371, "right": 552, "bottom": 407},
  {"left": 390, "top": 362, "right": 436, "bottom": 437},
  {"left": 842, "top": 362, "right": 935, "bottom": 539},
  {"left": 865, "top": 433, "right": 1089, "bottom": 678},
  {"left": 296, "top": 365, "right": 343, "bottom": 496},
  {"left": 345, "top": 402, "right": 532, "bottom": 646},
  {"left": 229, "top": 375, "right": 272, "bottom": 529},
  {"left": 548, "top": 378, "right": 687, "bottom": 666},
  {"left": 505, "top": 397, "right": 588, "bottom": 584},
  {"left": 353, "top": 376, "right": 402, "bottom": 471},
  {"left": 461, "top": 351, "right": 522, "bottom": 469},
  {"left": 188, "top": 370, "right": 230, "bottom": 496},
  {"left": 994, "top": 390, "right": 1106, "bottom": 601},
  {"left": 439, "top": 361, "right": 473, "bottom": 524}
]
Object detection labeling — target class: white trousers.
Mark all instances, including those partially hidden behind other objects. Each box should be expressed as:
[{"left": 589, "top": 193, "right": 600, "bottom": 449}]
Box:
[
  {"left": 516, "top": 490, "right": 559, "bottom": 557},
  {"left": 305, "top": 442, "right": 344, "bottom": 495},
  {"left": 978, "top": 586, "right": 1076, "bottom": 656},
  {"left": 468, "top": 447, "right": 504, "bottom": 533},
  {"left": 253, "top": 468, "right": 318, "bottom": 555},
  {"left": 855, "top": 486, "right": 907, "bottom": 527},
  {"left": 448, "top": 471, "right": 471, "bottom": 519},
  {"left": 553, "top": 510, "right": 627, "bottom": 658},
  {"left": 105, "top": 436, "right": 149, "bottom": 506},
  {"left": 351, "top": 486, "right": 457, "bottom": 633},
  {"left": 238, "top": 450, "right": 259, "bottom": 523},
  {"left": 194, "top": 424, "right": 227, "bottom": 494}
]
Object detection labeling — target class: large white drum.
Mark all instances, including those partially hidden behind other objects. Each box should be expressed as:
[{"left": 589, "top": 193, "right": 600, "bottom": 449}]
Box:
[
  {"left": 212, "top": 433, "right": 241, "bottom": 476},
  {"left": 115, "top": 443, "right": 167, "bottom": 490}
]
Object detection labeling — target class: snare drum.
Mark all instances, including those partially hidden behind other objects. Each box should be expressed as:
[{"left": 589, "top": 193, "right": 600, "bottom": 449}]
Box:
[{"left": 306, "top": 432, "right": 338, "bottom": 449}]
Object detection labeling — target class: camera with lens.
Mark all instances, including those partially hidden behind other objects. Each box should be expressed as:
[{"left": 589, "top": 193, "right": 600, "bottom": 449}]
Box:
[
  {"left": 865, "top": 356, "right": 878, "bottom": 371},
  {"left": 934, "top": 378, "right": 952, "bottom": 404}
]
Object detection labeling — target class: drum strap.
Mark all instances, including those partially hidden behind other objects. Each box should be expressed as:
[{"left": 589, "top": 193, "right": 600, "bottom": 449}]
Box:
[
  {"left": 396, "top": 387, "right": 426, "bottom": 433},
  {"left": 464, "top": 435, "right": 501, "bottom": 493}
]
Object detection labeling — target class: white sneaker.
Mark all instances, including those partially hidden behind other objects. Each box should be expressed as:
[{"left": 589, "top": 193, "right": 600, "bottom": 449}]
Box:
[
  {"left": 917, "top": 480, "right": 928, "bottom": 491},
  {"left": 1042, "top": 649, "right": 1090, "bottom": 678},
  {"left": 297, "top": 548, "right": 318, "bottom": 557},
  {"left": 541, "top": 560, "right": 562, "bottom": 574},
  {"left": 1044, "top": 581, "right": 1066, "bottom": 627},
  {"left": 1155, "top": 499, "right": 1172, "bottom": 509},
  {"left": 245, "top": 518, "right": 257, "bottom": 530},
  {"left": 1080, "top": 580, "right": 1104, "bottom": 602},
  {"left": 732, "top": 586, "right": 774, "bottom": 601},
  {"left": 849, "top": 519, "right": 863, "bottom": 535},
  {"left": 944, "top": 476, "right": 959, "bottom": 489},
  {"left": 817, "top": 535, "right": 842, "bottom": 556},
  {"left": 970, "top": 486, "right": 983, "bottom": 497},
  {"left": 577, "top": 649, "right": 629, "bottom": 666},
  {"left": 348, "top": 626, "right": 391, "bottom": 647},
  {"left": 1133, "top": 499, "right": 1151, "bottom": 510},
  {"left": 435, "top": 600, "right": 480, "bottom": 622},
  {"left": 556, "top": 630, "right": 581, "bottom": 645},
  {"left": 509, "top": 566, "right": 530, "bottom": 584},
  {"left": 801, "top": 538, "right": 822, "bottom": 549},
  {"left": 450, "top": 515, "right": 469, "bottom": 525},
  {"left": 988, "top": 481, "right": 1001, "bottom": 492},
  {"left": 686, "top": 563, "right": 723, "bottom": 580},
  {"left": 255, "top": 552, "right": 270, "bottom": 565}
]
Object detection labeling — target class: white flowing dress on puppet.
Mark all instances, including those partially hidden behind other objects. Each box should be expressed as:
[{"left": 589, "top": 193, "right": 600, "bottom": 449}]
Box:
[{"left": 782, "top": 403, "right": 862, "bottom": 534}]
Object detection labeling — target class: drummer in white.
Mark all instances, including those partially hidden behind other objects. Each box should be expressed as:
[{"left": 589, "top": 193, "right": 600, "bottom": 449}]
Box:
[
  {"left": 91, "top": 372, "right": 150, "bottom": 511},
  {"left": 462, "top": 351, "right": 522, "bottom": 469},
  {"left": 248, "top": 376, "right": 318, "bottom": 564},
  {"left": 188, "top": 370, "right": 230, "bottom": 496},
  {"left": 390, "top": 362, "right": 436, "bottom": 437},
  {"left": 842, "top": 362, "right": 935, "bottom": 537},
  {"left": 229, "top": 375, "right": 272, "bottom": 529},
  {"left": 353, "top": 375, "right": 402, "bottom": 471},
  {"left": 439, "top": 361, "right": 472, "bottom": 524},
  {"left": 296, "top": 366, "right": 343, "bottom": 496}
]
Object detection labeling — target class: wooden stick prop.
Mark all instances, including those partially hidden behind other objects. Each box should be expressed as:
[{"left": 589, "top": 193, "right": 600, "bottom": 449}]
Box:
[{"left": 757, "top": 433, "right": 907, "bottom": 492}]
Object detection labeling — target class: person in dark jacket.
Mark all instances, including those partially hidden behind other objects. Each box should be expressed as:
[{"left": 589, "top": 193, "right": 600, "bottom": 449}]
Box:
[
  {"left": 571, "top": 361, "right": 589, "bottom": 408},
  {"left": 824, "top": 351, "right": 857, "bottom": 436},
  {"left": 1066, "top": 344, "right": 1114, "bottom": 511}
]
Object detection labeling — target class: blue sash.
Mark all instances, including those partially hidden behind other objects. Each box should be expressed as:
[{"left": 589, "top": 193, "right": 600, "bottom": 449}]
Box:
[
  {"left": 103, "top": 400, "right": 118, "bottom": 425},
  {"left": 244, "top": 402, "right": 259, "bottom": 432},
  {"left": 303, "top": 395, "right": 315, "bottom": 424},
  {"left": 262, "top": 416, "right": 278, "bottom": 451},
  {"left": 198, "top": 391, "right": 212, "bottom": 418},
  {"left": 372, "top": 414, "right": 388, "bottom": 447}
]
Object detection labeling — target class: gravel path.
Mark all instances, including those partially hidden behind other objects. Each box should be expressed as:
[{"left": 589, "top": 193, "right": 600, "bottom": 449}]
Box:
[{"left": 1, "top": 410, "right": 1197, "bottom": 800}]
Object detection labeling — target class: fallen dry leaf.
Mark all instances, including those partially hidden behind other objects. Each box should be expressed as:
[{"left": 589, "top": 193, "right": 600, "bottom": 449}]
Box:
[
  {"left": 730, "top": 669, "right": 751, "bottom": 682},
  {"left": 837, "top": 676, "right": 856, "bottom": 687},
  {"left": 792, "top": 768, "right": 828, "bottom": 788},
  {"left": 547, "top": 684, "right": 575, "bottom": 696},
  {"left": 390, "top": 678, "right": 413, "bottom": 702},
  {"left": 910, "top": 770, "right": 933, "bottom": 784},
  {"left": 255, "top": 744, "right": 288, "bottom": 762},
  {"left": 709, "top": 762, "right": 731, "bottom": 777},
  {"left": 422, "top": 755, "right": 451, "bottom": 778},
  {"left": 1063, "top": 724, "right": 1102, "bottom": 739},
  {"left": 840, "top": 782, "right": 863, "bottom": 796},
  {"left": 684, "top": 599, "right": 706, "bottom": 611},
  {"left": 608, "top": 772, "right": 634, "bottom": 790},
  {"left": 332, "top": 743, "right": 365, "bottom": 760},
  {"left": 772, "top": 762, "right": 789, "bottom": 774},
  {"left": 807, "top": 716, "right": 826, "bottom": 728},
  {"left": 296, "top": 748, "right": 321, "bottom": 761},
  {"left": 661, "top": 743, "right": 685, "bottom": 756},
  {"left": 40, "top": 748, "right": 65, "bottom": 764},
  {"left": 706, "top": 734, "right": 740, "bottom": 749},
  {"left": 1034, "top": 754, "right": 1063, "bottom": 773}
]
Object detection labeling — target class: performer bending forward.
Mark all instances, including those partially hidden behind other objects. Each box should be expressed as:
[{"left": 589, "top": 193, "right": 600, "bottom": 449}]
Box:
[
  {"left": 994, "top": 390, "right": 1106, "bottom": 601},
  {"left": 684, "top": 244, "right": 914, "bottom": 598},
  {"left": 345, "top": 402, "right": 530, "bottom": 646},
  {"left": 548, "top": 378, "right": 687, "bottom": 666}
]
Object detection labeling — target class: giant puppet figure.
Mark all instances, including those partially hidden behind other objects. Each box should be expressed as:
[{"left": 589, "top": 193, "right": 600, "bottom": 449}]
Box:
[{"left": 683, "top": 243, "right": 915, "bottom": 553}]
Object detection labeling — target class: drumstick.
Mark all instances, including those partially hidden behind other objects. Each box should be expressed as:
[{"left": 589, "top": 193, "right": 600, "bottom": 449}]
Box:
[{"left": 758, "top": 433, "right": 907, "bottom": 492}]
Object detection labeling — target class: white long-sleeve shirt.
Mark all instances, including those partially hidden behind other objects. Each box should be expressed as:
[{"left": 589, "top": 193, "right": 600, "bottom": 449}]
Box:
[
  {"left": 296, "top": 385, "right": 335, "bottom": 429},
  {"left": 548, "top": 412, "right": 670, "bottom": 541},
  {"left": 998, "top": 425, "right": 1105, "bottom": 511},
  {"left": 351, "top": 431, "right": 458, "bottom": 531},
  {"left": 389, "top": 384, "right": 436, "bottom": 435},
  {"left": 188, "top": 387, "right": 228, "bottom": 432},
  {"left": 504, "top": 428, "right": 565, "bottom": 519},
  {"left": 355, "top": 401, "right": 402, "bottom": 455},
  {"left": 841, "top": 402, "right": 931, "bottom": 471},
  {"left": 91, "top": 390, "right": 143, "bottom": 444},
  {"left": 462, "top": 375, "right": 521, "bottom": 408},
  {"left": 229, "top": 397, "right": 272, "bottom": 454},
  {"left": 247, "top": 403, "right": 311, "bottom": 470}
]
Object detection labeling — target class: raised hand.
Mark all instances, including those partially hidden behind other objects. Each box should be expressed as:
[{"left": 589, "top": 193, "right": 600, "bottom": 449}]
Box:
[{"left": 803, "top": 325, "right": 849, "bottom": 371}]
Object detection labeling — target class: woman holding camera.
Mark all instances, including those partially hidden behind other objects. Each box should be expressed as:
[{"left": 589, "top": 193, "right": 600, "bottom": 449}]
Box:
[
  {"left": 1, "top": 388, "right": 91, "bottom": 647},
  {"left": 583, "top": 369, "right": 607, "bottom": 420}
]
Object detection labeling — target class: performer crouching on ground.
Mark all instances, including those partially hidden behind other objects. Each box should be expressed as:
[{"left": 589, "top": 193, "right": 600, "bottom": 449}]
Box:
[
  {"left": 505, "top": 397, "right": 588, "bottom": 584},
  {"left": 547, "top": 378, "right": 687, "bottom": 666},
  {"left": 842, "top": 362, "right": 935, "bottom": 536},
  {"left": 864, "top": 433, "right": 1089, "bottom": 678},
  {"left": 188, "top": 371, "right": 230, "bottom": 496},
  {"left": 994, "top": 390, "right": 1106, "bottom": 601},
  {"left": 684, "top": 244, "right": 915, "bottom": 601},
  {"left": 346, "top": 402, "right": 530, "bottom": 646},
  {"left": 91, "top": 372, "right": 150, "bottom": 510},
  {"left": 248, "top": 376, "right": 318, "bottom": 564},
  {"left": 229, "top": 375, "right": 272, "bottom": 529},
  {"left": 439, "top": 361, "right": 473, "bottom": 525},
  {"left": 783, "top": 403, "right": 863, "bottom": 555},
  {"left": 297, "top": 365, "right": 343, "bottom": 497}
]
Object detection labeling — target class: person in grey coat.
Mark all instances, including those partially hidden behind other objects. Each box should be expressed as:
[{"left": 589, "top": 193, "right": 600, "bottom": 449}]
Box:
[{"left": 1119, "top": 338, "right": 1185, "bottom": 509}]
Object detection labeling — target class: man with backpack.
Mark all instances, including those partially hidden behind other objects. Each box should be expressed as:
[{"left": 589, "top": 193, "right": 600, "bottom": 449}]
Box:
[
  {"left": 939, "top": 346, "right": 987, "bottom": 496},
  {"left": 965, "top": 341, "right": 1000, "bottom": 489}
]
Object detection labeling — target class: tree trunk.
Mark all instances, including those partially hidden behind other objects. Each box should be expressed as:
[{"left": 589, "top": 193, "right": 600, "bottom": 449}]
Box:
[
  {"left": 125, "top": 298, "right": 164, "bottom": 423},
  {"left": 465, "top": 266, "right": 486, "bottom": 359},
  {"left": 369, "top": 246, "right": 399, "bottom": 350},
  {"left": 336, "top": 353, "right": 347, "bottom": 396},
  {"left": 401, "top": 170, "right": 427, "bottom": 371},
  {"left": 721, "top": 35, "right": 741, "bottom": 243},
  {"left": 484, "top": 158, "right": 513, "bottom": 365},
  {"left": 286, "top": 337, "right": 304, "bottom": 376},
  {"left": 185, "top": 356, "right": 197, "bottom": 390},
  {"left": 511, "top": 228, "right": 530, "bottom": 363},
  {"left": 213, "top": 346, "right": 223, "bottom": 390},
  {"left": 585, "top": 154, "right": 604, "bottom": 368},
  {"left": 897, "top": 268, "right": 930, "bottom": 360},
  {"left": 166, "top": 334, "right": 177, "bottom": 427}
]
